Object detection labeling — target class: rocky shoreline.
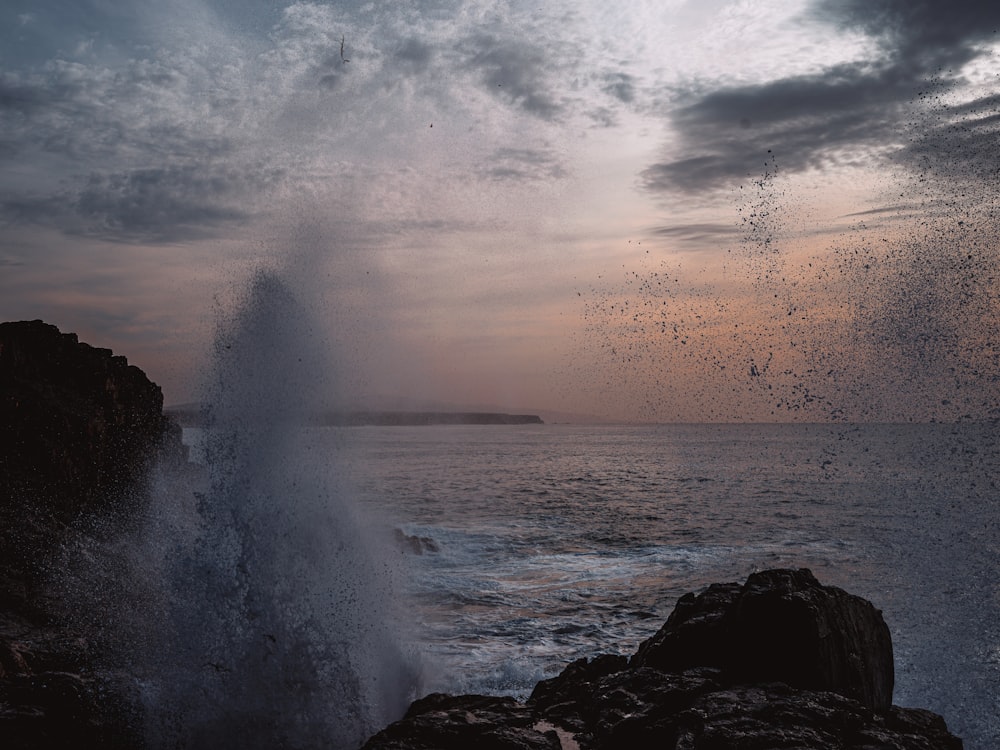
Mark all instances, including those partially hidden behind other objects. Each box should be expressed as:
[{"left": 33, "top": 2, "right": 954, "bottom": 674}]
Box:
[
  {"left": 1, "top": 320, "right": 964, "bottom": 748},
  {"left": 0, "top": 320, "right": 182, "bottom": 748},
  {"left": 363, "top": 568, "right": 962, "bottom": 749}
]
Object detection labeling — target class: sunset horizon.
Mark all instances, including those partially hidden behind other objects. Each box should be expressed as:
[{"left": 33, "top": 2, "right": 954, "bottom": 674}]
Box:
[{"left": 2, "top": 0, "right": 998, "bottom": 423}]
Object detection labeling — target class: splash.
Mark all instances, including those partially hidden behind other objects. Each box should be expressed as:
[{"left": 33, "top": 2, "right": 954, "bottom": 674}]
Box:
[
  {"left": 134, "top": 268, "right": 420, "bottom": 748},
  {"left": 579, "top": 85, "right": 1000, "bottom": 423}
]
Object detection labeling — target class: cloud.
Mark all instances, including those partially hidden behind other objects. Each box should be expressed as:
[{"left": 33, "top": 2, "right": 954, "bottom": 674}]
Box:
[
  {"left": 0, "top": 0, "right": 633, "bottom": 250},
  {"left": 73, "top": 167, "right": 268, "bottom": 242},
  {"left": 642, "top": 72, "right": 903, "bottom": 192},
  {"left": 893, "top": 91, "right": 1000, "bottom": 184},
  {"left": 459, "top": 32, "right": 570, "bottom": 121},
  {"left": 393, "top": 38, "right": 434, "bottom": 75},
  {"left": 0, "top": 72, "right": 55, "bottom": 112},
  {"left": 479, "top": 147, "right": 568, "bottom": 183},
  {"left": 816, "top": 0, "right": 1000, "bottom": 70},
  {"left": 601, "top": 71, "right": 636, "bottom": 104},
  {"left": 2, "top": 164, "right": 287, "bottom": 243},
  {"left": 642, "top": 0, "right": 1000, "bottom": 194},
  {"left": 651, "top": 222, "right": 740, "bottom": 246}
]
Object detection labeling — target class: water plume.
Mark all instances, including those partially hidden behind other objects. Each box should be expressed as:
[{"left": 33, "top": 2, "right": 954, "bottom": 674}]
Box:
[{"left": 136, "top": 267, "right": 419, "bottom": 748}]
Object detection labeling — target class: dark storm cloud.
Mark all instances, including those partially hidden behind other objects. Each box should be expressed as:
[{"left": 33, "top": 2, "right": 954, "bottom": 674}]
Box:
[
  {"left": 0, "top": 194, "right": 68, "bottom": 225},
  {"left": 893, "top": 91, "right": 1000, "bottom": 182},
  {"left": 839, "top": 205, "right": 908, "bottom": 219},
  {"left": 816, "top": 0, "right": 1000, "bottom": 69},
  {"left": 642, "top": 68, "right": 903, "bottom": 192},
  {"left": 644, "top": 0, "right": 1000, "bottom": 194},
  {"left": 460, "top": 33, "right": 567, "bottom": 121}
]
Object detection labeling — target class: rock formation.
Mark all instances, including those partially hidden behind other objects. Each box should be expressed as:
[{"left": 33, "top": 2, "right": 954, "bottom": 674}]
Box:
[
  {"left": 362, "top": 569, "right": 963, "bottom": 749},
  {"left": 1, "top": 319, "right": 182, "bottom": 520},
  {"left": 0, "top": 320, "right": 182, "bottom": 748},
  {"left": 630, "top": 567, "right": 895, "bottom": 710}
]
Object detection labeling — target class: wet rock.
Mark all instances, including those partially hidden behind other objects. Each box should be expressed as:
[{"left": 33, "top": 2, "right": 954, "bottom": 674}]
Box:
[
  {"left": 0, "top": 319, "right": 183, "bottom": 521},
  {"left": 631, "top": 567, "right": 894, "bottom": 710},
  {"left": 363, "top": 569, "right": 962, "bottom": 750},
  {"left": 0, "top": 666, "right": 140, "bottom": 749},
  {"left": 362, "top": 693, "right": 561, "bottom": 750},
  {"left": 394, "top": 528, "right": 440, "bottom": 555},
  {"left": 1, "top": 320, "right": 184, "bottom": 607},
  {"left": 0, "top": 320, "right": 179, "bottom": 748}
]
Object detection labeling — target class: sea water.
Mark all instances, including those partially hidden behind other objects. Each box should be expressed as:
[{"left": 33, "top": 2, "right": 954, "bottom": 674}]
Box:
[{"left": 182, "top": 421, "right": 999, "bottom": 748}]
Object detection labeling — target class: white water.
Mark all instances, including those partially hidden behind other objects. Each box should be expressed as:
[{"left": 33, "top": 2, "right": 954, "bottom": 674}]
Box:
[
  {"left": 175, "top": 419, "right": 1000, "bottom": 748},
  {"left": 130, "top": 270, "right": 421, "bottom": 749},
  {"left": 333, "top": 422, "right": 999, "bottom": 749}
]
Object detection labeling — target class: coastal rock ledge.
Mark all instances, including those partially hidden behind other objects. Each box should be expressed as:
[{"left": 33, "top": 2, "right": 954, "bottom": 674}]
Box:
[{"left": 363, "top": 568, "right": 962, "bottom": 750}]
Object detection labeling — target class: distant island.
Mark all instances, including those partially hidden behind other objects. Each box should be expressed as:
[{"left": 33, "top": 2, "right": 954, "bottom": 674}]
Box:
[
  {"left": 165, "top": 406, "right": 543, "bottom": 427},
  {"left": 323, "top": 411, "right": 544, "bottom": 426}
]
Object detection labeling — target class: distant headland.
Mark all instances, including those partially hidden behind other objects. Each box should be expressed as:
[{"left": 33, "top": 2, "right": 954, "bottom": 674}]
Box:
[
  {"left": 165, "top": 405, "right": 544, "bottom": 427},
  {"left": 322, "top": 411, "right": 544, "bottom": 426}
]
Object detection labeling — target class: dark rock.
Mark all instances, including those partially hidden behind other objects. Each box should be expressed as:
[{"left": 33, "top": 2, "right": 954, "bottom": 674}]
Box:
[
  {"left": 363, "top": 569, "right": 962, "bottom": 750},
  {"left": 0, "top": 319, "right": 183, "bottom": 520},
  {"left": 0, "top": 666, "right": 140, "bottom": 749},
  {"left": 0, "top": 320, "right": 184, "bottom": 621},
  {"left": 361, "top": 693, "right": 561, "bottom": 750},
  {"left": 394, "top": 528, "right": 440, "bottom": 555},
  {"left": 0, "top": 320, "right": 181, "bottom": 748},
  {"left": 631, "top": 568, "right": 894, "bottom": 711}
]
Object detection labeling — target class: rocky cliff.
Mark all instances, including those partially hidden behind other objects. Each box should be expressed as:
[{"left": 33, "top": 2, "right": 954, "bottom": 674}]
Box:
[
  {"left": 1, "top": 319, "right": 181, "bottom": 519},
  {"left": 0, "top": 320, "right": 182, "bottom": 748},
  {"left": 363, "top": 568, "right": 962, "bottom": 750}
]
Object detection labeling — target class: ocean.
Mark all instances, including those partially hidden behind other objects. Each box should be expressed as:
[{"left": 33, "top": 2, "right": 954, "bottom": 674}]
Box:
[{"left": 174, "top": 421, "right": 999, "bottom": 749}]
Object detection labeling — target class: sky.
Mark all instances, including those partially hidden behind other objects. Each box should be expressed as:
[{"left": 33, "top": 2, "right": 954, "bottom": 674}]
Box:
[{"left": 1, "top": 0, "right": 998, "bottom": 422}]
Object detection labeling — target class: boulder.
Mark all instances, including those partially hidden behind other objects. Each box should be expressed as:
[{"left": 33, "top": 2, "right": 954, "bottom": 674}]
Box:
[
  {"left": 630, "top": 567, "right": 894, "bottom": 711},
  {"left": 363, "top": 569, "right": 962, "bottom": 750}
]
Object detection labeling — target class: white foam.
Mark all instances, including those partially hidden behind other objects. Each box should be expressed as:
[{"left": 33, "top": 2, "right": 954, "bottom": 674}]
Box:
[{"left": 131, "top": 270, "right": 422, "bottom": 749}]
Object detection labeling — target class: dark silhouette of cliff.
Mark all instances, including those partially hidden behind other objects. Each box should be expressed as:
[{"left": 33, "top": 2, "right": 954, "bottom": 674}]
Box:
[
  {"left": 0, "top": 320, "right": 182, "bottom": 747},
  {"left": 1, "top": 319, "right": 182, "bottom": 519}
]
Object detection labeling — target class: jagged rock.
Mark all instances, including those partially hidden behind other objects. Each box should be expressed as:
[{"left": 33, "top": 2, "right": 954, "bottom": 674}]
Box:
[
  {"left": 362, "top": 569, "right": 962, "bottom": 750},
  {"left": 0, "top": 666, "right": 140, "bottom": 749},
  {"left": 394, "top": 528, "right": 440, "bottom": 555},
  {"left": 1, "top": 320, "right": 184, "bottom": 621},
  {"left": 0, "top": 320, "right": 179, "bottom": 748},
  {"left": 364, "top": 694, "right": 561, "bottom": 750},
  {"left": 631, "top": 567, "right": 894, "bottom": 711},
  {"left": 0, "top": 319, "right": 183, "bottom": 520},
  {"left": 529, "top": 666, "right": 960, "bottom": 749}
]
